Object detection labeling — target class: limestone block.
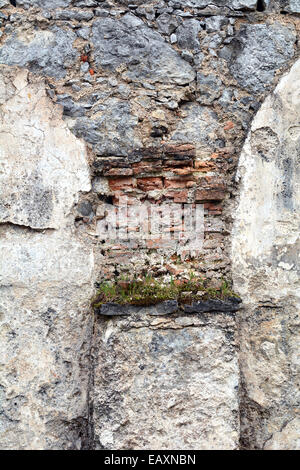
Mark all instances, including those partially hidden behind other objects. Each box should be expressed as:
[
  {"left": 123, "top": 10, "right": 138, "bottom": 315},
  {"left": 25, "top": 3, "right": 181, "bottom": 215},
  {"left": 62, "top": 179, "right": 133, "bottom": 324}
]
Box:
[
  {"left": 92, "top": 312, "right": 239, "bottom": 450},
  {"left": 0, "top": 65, "right": 94, "bottom": 450},
  {"left": 0, "top": 66, "right": 90, "bottom": 230}
]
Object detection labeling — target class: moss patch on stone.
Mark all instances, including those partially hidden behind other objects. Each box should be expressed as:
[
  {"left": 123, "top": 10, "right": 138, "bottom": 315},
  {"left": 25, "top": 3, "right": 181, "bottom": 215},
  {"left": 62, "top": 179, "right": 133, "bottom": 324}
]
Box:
[{"left": 92, "top": 276, "right": 239, "bottom": 309}]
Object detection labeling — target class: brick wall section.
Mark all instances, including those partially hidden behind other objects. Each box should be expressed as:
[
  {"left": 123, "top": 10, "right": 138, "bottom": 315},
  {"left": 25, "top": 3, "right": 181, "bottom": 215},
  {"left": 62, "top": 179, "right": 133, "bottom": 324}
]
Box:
[{"left": 91, "top": 143, "right": 233, "bottom": 283}]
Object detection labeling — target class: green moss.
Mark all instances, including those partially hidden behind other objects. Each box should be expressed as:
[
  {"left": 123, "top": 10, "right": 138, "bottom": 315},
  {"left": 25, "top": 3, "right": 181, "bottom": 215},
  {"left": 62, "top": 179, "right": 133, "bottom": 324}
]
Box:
[{"left": 91, "top": 276, "right": 239, "bottom": 309}]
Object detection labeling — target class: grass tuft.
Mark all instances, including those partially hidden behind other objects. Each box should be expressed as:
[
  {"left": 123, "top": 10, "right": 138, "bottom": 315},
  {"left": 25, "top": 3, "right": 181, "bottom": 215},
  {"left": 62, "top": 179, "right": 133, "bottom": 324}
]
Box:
[{"left": 91, "top": 276, "right": 239, "bottom": 309}]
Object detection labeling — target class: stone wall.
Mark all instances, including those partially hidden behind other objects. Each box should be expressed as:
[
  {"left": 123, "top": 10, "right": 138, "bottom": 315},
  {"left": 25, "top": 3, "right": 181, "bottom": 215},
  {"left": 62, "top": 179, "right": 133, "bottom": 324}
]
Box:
[{"left": 0, "top": 0, "right": 299, "bottom": 450}]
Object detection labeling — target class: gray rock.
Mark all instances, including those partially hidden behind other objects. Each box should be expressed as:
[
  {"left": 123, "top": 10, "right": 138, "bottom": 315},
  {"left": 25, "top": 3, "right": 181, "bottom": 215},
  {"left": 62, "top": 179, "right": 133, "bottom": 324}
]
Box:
[
  {"left": 0, "top": 27, "right": 78, "bottom": 79},
  {"left": 205, "top": 16, "right": 228, "bottom": 33},
  {"left": 287, "top": 0, "right": 300, "bottom": 13},
  {"left": 218, "top": 87, "right": 235, "bottom": 108},
  {"left": 171, "top": 0, "right": 211, "bottom": 6},
  {"left": 170, "top": 102, "right": 220, "bottom": 151},
  {"left": 0, "top": 66, "right": 93, "bottom": 450},
  {"left": 56, "top": 94, "right": 92, "bottom": 117},
  {"left": 171, "top": 0, "right": 257, "bottom": 8},
  {"left": 77, "top": 201, "right": 93, "bottom": 217},
  {"left": 156, "top": 13, "right": 178, "bottom": 35},
  {"left": 232, "top": 59, "right": 300, "bottom": 449},
  {"left": 0, "top": 0, "right": 9, "bottom": 8},
  {"left": 76, "top": 27, "right": 91, "bottom": 40},
  {"left": 197, "top": 72, "right": 223, "bottom": 105},
  {"left": 74, "top": 0, "right": 97, "bottom": 6},
  {"left": 16, "top": 0, "right": 71, "bottom": 7},
  {"left": 181, "top": 49, "right": 194, "bottom": 63},
  {"left": 150, "top": 300, "right": 178, "bottom": 315},
  {"left": 136, "top": 6, "right": 156, "bottom": 21},
  {"left": 225, "top": 23, "right": 296, "bottom": 93},
  {"left": 72, "top": 98, "right": 141, "bottom": 156},
  {"left": 184, "top": 299, "right": 241, "bottom": 314},
  {"left": 176, "top": 19, "right": 201, "bottom": 50},
  {"left": 54, "top": 10, "right": 94, "bottom": 21},
  {"left": 202, "top": 32, "right": 223, "bottom": 50},
  {"left": 0, "top": 66, "right": 91, "bottom": 230},
  {"left": 92, "top": 312, "right": 239, "bottom": 449},
  {"left": 97, "top": 303, "right": 130, "bottom": 316},
  {"left": 91, "top": 13, "right": 195, "bottom": 85},
  {"left": 231, "top": 0, "right": 257, "bottom": 9},
  {"left": 80, "top": 62, "right": 90, "bottom": 74}
]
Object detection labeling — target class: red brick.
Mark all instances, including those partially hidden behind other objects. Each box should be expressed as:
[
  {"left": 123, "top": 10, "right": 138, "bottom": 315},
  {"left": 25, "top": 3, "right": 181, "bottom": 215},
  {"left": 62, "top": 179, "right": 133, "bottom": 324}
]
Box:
[
  {"left": 195, "top": 189, "right": 226, "bottom": 202},
  {"left": 163, "top": 143, "right": 196, "bottom": 156},
  {"left": 109, "top": 177, "right": 136, "bottom": 191},
  {"left": 137, "top": 177, "right": 163, "bottom": 191},
  {"left": 113, "top": 194, "right": 140, "bottom": 205},
  {"left": 224, "top": 121, "right": 235, "bottom": 131},
  {"left": 164, "top": 178, "right": 193, "bottom": 189},
  {"left": 194, "top": 161, "right": 216, "bottom": 171},
  {"left": 132, "top": 161, "right": 162, "bottom": 175},
  {"left": 146, "top": 238, "right": 175, "bottom": 249},
  {"left": 165, "top": 189, "right": 189, "bottom": 203},
  {"left": 204, "top": 202, "right": 223, "bottom": 215},
  {"left": 168, "top": 167, "right": 194, "bottom": 176},
  {"left": 195, "top": 176, "right": 226, "bottom": 190},
  {"left": 164, "top": 159, "right": 193, "bottom": 168}
]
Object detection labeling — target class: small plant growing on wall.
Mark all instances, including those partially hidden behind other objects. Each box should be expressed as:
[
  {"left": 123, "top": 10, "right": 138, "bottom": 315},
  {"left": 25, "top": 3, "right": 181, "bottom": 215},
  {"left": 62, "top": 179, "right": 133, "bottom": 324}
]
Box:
[{"left": 91, "top": 274, "right": 239, "bottom": 309}]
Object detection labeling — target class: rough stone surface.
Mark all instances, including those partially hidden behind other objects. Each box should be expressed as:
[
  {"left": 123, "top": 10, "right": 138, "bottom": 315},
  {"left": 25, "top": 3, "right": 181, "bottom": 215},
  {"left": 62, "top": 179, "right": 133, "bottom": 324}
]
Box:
[
  {"left": 177, "top": 0, "right": 257, "bottom": 11},
  {"left": 174, "top": 0, "right": 257, "bottom": 8},
  {"left": 176, "top": 19, "right": 202, "bottom": 50},
  {"left": 232, "top": 59, "right": 300, "bottom": 450},
  {"left": 0, "top": 68, "right": 90, "bottom": 229},
  {"left": 170, "top": 103, "right": 221, "bottom": 151},
  {"left": 0, "top": 27, "right": 78, "bottom": 79},
  {"left": 0, "top": 66, "right": 94, "bottom": 449},
  {"left": 225, "top": 23, "right": 296, "bottom": 93},
  {"left": 16, "top": 0, "right": 71, "bottom": 7},
  {"left": 92, "top": 14, "right": 195, "bottom": 85},
  {"left": 72, "top": 98, "right": 141, "bottom": 156},
  {"left": 183, "top": 298, "right": 241, "bottom": 314},
  {"left": 92, "top": 311, "right": 239, "bottom": 450},
  {"left": 197, "top": 72, "right": 223, "bottom": 104},
  {"left": 288, "top": 0, "right": 300, "bottom": 13}
]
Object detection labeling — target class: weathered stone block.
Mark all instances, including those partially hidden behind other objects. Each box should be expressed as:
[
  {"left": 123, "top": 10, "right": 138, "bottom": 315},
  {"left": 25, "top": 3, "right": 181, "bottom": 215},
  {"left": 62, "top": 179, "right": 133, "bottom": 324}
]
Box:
[
  {"left": 223, "top": 23, "right": 296, "bottom": 93},
  {"left": 170, "top": 103, "right": 220, "bottom": 151},
  {"left": 0, "top": 27, "right": 78, "bottom": 79},
  {"left": 72, "top": 99, "right": 141, "bottom": 156},
  {"left": 176, "top": 19, "right": 201, "bottom": 50},
  {"left": 92, "top": 312, "right": 239, "bottom": 449},
  {"left": 0, "top": 66, "right": 94, "bottom": 450},
  {"left": 91, "top": 14, "right": 195, "bottom": 85},
  {"left": 0, "top": 67, "right": 90, "bottom": 230},
  {"left": 16, "top": 0, "right": 71, "bottom": 7},
  {"left": 183, "top": 298, "right": 241, "bottom": 314}
]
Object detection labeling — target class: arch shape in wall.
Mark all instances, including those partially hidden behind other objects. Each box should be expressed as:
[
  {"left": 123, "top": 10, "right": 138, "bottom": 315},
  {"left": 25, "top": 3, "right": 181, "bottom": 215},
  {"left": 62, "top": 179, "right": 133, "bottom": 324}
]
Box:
[{"left": 232, "top": 59, "right": 300, "bottom": 449}]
